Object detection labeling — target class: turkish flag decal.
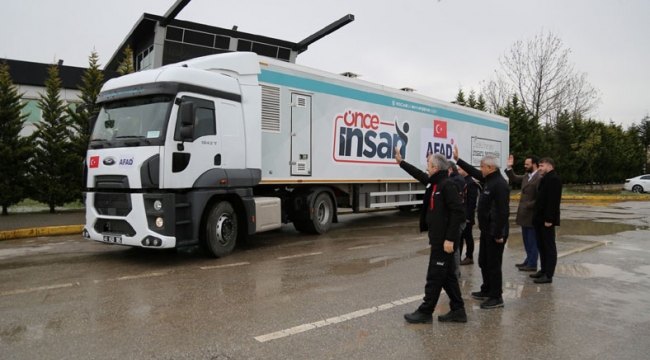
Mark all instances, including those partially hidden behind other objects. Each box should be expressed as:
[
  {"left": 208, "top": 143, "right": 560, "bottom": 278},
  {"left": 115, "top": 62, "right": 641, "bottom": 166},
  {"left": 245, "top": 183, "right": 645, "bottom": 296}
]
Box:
[
  {"left": 434, "top": 120, "right": 447, "bottom": 138},
  {"left": 89, "top": 156, "right": 99, "bottom": 168}
]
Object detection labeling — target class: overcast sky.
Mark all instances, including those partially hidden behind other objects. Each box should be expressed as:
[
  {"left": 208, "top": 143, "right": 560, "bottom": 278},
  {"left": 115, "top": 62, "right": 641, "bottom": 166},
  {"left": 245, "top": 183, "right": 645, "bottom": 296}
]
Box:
[{"left": 1, "top": 0, "right": 648, "bottom": 127}]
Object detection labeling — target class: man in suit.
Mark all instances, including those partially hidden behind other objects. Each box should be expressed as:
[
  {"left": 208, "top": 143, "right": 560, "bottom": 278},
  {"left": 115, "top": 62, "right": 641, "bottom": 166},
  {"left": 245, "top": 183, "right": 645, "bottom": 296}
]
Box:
[
  {"left": 530, "top": 158, "right": 562, "bottom": 284},
  {"left": 395, "top": 148, "right": 467, "bottom": 323},
  {"left": 505, "top": 155, "right": 541, "bottom": 272},
  {"left": 453, "top": 145, "right": 510, "bottom": 309}
]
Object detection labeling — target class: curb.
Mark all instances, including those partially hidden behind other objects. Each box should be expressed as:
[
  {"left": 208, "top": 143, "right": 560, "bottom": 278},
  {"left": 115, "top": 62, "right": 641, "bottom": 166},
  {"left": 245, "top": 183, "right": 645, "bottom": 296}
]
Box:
[
  {"left": 558, "top": 240, "right": 611, "bottom": 258},
  {"left": 510, "top": 195, "right": 650, "bottom": 201},
  {"left": 0, "top": 225, "right": 84, "bottom": 241}
]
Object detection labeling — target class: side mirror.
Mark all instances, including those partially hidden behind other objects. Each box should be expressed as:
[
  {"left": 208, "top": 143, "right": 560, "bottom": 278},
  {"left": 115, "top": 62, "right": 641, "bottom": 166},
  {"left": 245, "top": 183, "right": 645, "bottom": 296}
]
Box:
[
  {"left": 178, "top": 102, "right": 195, "bottom": 141},
  {"left": 180, "top": 102, "right": 194, "bottom": 126},
  {"left": 89, "top": 114, "right": 98, "bottom": 133}
]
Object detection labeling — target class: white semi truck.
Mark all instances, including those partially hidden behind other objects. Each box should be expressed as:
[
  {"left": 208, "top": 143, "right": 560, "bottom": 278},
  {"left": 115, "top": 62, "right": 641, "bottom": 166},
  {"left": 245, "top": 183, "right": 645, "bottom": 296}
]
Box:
[{"left": 82, "top": 52, "right": 509, "bottom": 257}]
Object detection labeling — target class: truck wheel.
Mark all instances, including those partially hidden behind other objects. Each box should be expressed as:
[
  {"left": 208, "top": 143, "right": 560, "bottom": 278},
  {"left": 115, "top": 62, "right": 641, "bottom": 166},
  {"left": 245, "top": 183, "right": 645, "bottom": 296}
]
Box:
[
  {"left": 201, "top": 201, "right": 237, "bottom": 258},
  {"left": 311, "top": 192, "right": 334, "bottom": 234}
]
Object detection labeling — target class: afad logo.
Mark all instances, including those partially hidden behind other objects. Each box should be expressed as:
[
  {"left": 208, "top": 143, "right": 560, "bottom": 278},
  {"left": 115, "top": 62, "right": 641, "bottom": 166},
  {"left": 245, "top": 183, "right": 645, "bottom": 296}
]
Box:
[
  {"left": 419, "top": 119, "right": 456, "bottom": 165},
  {"left": 333, "top": 110, "right": 409, "bottom": 164},
  {"left": 119, "top": 155, "right": 135, "bottom": 167}
]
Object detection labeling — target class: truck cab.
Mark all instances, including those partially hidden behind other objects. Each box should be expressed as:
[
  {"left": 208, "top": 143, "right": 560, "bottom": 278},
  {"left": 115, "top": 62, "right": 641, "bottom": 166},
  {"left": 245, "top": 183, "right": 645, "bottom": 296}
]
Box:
[{"left": 83, "top": 53, "right": 277, "bottom": 257}]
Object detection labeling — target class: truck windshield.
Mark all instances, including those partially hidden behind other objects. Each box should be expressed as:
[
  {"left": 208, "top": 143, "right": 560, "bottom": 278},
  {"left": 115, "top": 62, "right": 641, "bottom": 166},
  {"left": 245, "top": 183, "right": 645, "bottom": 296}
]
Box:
[{"left": 90, "top": 95, "right": 173, "bottom": 146}]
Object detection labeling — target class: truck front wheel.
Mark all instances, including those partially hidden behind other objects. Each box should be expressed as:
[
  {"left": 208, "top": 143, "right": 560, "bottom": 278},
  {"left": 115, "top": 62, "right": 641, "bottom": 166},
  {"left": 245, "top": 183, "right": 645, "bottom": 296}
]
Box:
[{"left": 201, "top": 201, "right": 237, "bottom": 258}]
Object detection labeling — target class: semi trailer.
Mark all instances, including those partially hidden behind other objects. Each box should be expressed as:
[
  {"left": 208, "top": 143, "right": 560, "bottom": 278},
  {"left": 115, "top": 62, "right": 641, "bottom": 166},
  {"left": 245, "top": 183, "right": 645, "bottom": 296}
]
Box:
[{"left": 82, "top": 52, "right": 509, "bottom": 257}]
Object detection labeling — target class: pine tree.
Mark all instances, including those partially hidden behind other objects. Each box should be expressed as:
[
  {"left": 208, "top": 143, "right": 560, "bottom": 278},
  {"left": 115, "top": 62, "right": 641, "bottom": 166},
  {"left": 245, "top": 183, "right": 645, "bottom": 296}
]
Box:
[
  {"left": 117, "top": 45, "right": 135, "bottom": 75},
  {"left": 29, "top": 64, "right": 79, "bottom": 213},
  {"left": 467, "top": 90, "right": 478, "bottom": 109},
  {"left": 0, "top": 61, "right": 32, "bottom": 215},
  {"left": 476, "top": 94, "right": 487, "bottom": 111},
  {"left": 67, "top": 50, "right": 105, "bottom": 199},
  {"left": 454, "top": 89, "right": 466, "bottom": 107}
]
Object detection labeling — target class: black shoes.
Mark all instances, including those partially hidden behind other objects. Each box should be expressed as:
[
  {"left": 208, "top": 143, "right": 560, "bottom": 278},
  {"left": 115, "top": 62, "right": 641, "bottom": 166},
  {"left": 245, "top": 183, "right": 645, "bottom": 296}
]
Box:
[
  {"left": 460, "top": 257, "right": 474, "bottom": 265},
  {"left": 438, "top": 308, "right": 467, "bottom": 323},
  {"left": 515, "top": 262, "right": 527, "bottom": 268},
  {"left": 534, "top": 274, "right": 553, "bottom": 284},
  {"left": 471, "top": 291, "right": 489, "bottom": 300},
  {"left": 518, "top": 265, "right": 537, "bottom": 272},
  {"left": 529, "top": 271, "right": 544, "bottom": 279},
  {"left": 480, "top": 297, "right": 504, "bottom": 309},
  {"left": 404, "top": 310, "right": 433, "bottom": 324}
]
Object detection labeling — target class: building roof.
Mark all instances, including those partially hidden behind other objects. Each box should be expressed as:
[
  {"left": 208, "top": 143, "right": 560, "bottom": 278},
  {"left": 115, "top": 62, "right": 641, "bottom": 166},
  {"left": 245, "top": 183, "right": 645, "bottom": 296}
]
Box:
[
  {"left": 106, "top": 13, "right": 300, "bottom": 71},
  {"left": 3, "top": 58, "right": 119, "bottom": 89}
]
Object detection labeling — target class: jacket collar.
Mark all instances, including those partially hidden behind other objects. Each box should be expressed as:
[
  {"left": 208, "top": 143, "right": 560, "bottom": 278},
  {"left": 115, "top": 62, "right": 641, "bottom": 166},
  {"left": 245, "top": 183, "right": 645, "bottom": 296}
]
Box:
[{"left": 428, "top": 170, "right": 448, "bottom": 185}]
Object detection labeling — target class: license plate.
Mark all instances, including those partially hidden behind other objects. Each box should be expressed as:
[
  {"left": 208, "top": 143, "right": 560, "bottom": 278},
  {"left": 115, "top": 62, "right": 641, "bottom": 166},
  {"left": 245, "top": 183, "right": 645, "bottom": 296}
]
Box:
[{"left": 102, "top": 235, "right": 122, "bottom": 244}]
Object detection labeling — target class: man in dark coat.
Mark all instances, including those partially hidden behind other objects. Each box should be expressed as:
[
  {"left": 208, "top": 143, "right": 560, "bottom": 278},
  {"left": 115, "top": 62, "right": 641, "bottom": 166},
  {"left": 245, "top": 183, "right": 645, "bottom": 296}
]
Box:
[
  {"left": 395, "top": 147, "right": 467, "bottom": 323},
  {"left": 448, "top": 161, "right": 467, "bottom": 276},
  {"left": 530, "top": 157, "right": 562, "bottom": 284},
  {"left": 458, "top": 166, "right": 480, "bottom": 265},
  {"left": 453, "top": 145, "right": 510, "bottom": 309}
]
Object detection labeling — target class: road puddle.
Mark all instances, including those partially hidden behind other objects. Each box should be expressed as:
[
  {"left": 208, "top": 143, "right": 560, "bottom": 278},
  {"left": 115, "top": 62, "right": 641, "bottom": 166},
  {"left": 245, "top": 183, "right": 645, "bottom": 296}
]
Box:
[
  {"left": 555, "top": 263, "right": 642, "bottom": 283},
  {"left": 556, "top": 220, "right": 642, "bottom": 236},
  {"left": 330, "top": 256, "right": 399, "bottom": 275}
]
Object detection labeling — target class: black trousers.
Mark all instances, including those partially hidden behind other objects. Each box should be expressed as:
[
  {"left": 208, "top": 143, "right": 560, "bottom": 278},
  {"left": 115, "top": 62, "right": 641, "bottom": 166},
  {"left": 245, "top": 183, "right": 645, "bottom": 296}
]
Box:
[
  {"left": 459, "top": 223, "right": 475, "bottom": 258},
  {"left": 417, "top": 249, "right": 464, "bottom": 315},
  {"left": 478, "top": 232, "right": 506, "bottom": 299},
  {"left": 535, "top": 225, "right": 558, "bottom": 278}
]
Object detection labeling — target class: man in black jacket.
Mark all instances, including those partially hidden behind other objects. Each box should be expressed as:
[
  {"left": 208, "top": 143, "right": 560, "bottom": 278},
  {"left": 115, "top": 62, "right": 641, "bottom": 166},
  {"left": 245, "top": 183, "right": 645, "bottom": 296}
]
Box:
[
  {"left": 448, "top": 161, "right": 467, "bottom": 277},
  {"left": 395, "top": 147, "right": 467, "bottom": 323},
  {"left": 453, "top": 145, "right": 510, "bottom": 309},
  {"left": 458, "top": 166, "right": 479, "bottom": 265},
  {"left": 530, "top": 158, "right": 562, "bottom": 284}
]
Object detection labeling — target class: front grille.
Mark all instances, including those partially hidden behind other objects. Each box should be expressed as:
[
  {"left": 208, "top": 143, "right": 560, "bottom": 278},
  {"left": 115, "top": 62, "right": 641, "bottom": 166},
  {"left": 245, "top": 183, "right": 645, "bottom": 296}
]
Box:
[
  {"left": 94, "top": 193, "right": 132, "bottom": 216},
  {"left": 94, "top": 219, "right": 136, "bottom": 236}
]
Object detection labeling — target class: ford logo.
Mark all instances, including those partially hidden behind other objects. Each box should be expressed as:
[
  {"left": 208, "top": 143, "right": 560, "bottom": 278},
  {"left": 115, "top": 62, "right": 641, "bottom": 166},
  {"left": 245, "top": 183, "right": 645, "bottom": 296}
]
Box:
[{"left": 103, "top": 157, "right": 116, "bottom": 166}]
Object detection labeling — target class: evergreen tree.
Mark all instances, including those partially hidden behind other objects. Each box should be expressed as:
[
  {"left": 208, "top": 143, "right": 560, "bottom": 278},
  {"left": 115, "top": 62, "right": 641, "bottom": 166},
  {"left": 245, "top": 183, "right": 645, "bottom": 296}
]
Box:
[
  {"left": 499, "top": 94, "right": 542, "bottom": 176},
  {"left": 476, "top": 94, "right": 487, "bottom": 111},
  {"left": 117, "top": 45, "right": 135, "bottom": 75},
  {"left": 67, "top": 50, "right": 105, "bottom": 199},
  {"left": 0, "top": 61, "right": 32, "bottom": 215},
  {"left": 29, "top": 64, "right": 78, "bottom": 213},
  {"left": 467, "top": 90, "right": 478, "bottom": 109},
  {"left": 454, "top": 89, "right": 466, "bottom": 107},
  {"left": 638, "top": 115, "right": 650, "bottom": 172}
]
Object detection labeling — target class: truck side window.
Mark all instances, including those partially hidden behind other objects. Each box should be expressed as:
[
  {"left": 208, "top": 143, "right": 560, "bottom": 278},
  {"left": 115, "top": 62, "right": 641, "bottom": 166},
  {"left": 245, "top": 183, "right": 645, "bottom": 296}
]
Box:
[
  {"left": 174, "top": 97, "right": 216, "bottom": 141},
  {"left": 193, "top": 107, "right": 216, "bottom": 139}
]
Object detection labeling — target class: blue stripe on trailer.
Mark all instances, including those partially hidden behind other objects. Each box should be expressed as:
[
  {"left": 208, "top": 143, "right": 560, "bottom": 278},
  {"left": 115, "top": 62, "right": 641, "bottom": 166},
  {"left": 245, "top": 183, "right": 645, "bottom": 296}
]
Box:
[{"left": 259, "top": 69, "right": 508, "bottom": 131}]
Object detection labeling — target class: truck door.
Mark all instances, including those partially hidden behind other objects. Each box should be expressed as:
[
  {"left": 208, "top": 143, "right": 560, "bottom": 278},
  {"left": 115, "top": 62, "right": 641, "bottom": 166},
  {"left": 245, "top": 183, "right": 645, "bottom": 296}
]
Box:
[
  {"left": 163, "top": 96, "right": 222, "bottom": 188},
  {"left": 290, "top": 93, "right": 312, "bottom": 176}
]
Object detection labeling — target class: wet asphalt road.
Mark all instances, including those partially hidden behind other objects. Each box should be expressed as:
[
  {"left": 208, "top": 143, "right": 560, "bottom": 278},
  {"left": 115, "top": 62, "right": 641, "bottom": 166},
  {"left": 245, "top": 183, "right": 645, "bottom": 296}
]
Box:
[{"left": 1, "top": 201, "right": 650, "bottom": 360}]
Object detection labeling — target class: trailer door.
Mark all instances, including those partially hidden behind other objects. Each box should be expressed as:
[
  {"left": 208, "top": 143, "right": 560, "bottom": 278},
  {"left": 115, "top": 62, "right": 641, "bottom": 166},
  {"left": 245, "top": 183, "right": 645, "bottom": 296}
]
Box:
[{"left": 290, "top": 93, "right": 312, "bottom": 176}]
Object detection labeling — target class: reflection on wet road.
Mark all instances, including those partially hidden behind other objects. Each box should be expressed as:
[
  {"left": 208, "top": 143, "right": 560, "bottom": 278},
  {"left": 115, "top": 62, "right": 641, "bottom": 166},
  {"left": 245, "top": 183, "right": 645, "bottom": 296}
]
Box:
[{"left": 1, "top": 201, "right": 650, "bottom": 359}]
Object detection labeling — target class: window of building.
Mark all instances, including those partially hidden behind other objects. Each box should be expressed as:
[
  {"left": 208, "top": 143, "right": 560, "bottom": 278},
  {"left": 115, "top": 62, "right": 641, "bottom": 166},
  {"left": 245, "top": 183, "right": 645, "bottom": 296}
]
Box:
[
  {"left": 21, "top": 99, "right": 41, "bottom": 123},
  {"left": 136, "top": 45, "right": 155, "bottom": 71}
]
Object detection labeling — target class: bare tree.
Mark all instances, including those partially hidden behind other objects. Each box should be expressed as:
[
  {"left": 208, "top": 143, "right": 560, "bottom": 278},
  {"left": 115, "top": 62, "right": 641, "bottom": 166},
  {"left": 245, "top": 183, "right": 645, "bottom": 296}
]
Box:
[{"left": 482, "top": 31, "right": 600, "bottom": 123}]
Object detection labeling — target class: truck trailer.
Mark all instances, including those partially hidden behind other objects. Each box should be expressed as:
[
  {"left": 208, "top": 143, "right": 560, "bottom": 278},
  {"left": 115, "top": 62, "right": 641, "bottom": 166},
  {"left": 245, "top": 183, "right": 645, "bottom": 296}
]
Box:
[{"left": 82, "top": 52, "right": 509, "bottom": 257}]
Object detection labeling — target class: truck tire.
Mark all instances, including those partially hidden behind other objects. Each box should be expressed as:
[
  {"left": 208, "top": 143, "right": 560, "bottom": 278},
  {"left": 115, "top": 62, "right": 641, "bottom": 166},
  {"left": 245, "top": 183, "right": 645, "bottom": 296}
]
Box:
[
  {"left": 295, "top": 192, "right": 333, "bottom": 234},
  {"left": 201, "top": 201, "right": 237, "bottom": 258},
  {"left": 312, "top": 193, "right": 334, "bottom": 234}
]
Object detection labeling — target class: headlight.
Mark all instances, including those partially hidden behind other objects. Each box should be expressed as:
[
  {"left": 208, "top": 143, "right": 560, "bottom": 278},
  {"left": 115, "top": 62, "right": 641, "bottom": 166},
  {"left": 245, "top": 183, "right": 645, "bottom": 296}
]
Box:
[
  {"left": 153, "top": 200, "right": 163, "bottom": 211},
  {"left": 155, "top": 217, "right": 164, "bottom": 228}
]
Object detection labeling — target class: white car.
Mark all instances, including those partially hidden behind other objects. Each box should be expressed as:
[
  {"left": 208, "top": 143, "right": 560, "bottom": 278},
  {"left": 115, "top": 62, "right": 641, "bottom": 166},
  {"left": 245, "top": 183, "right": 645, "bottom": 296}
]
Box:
[{"left": 623, "top": 174, "right": 650, "bottom": 193}]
